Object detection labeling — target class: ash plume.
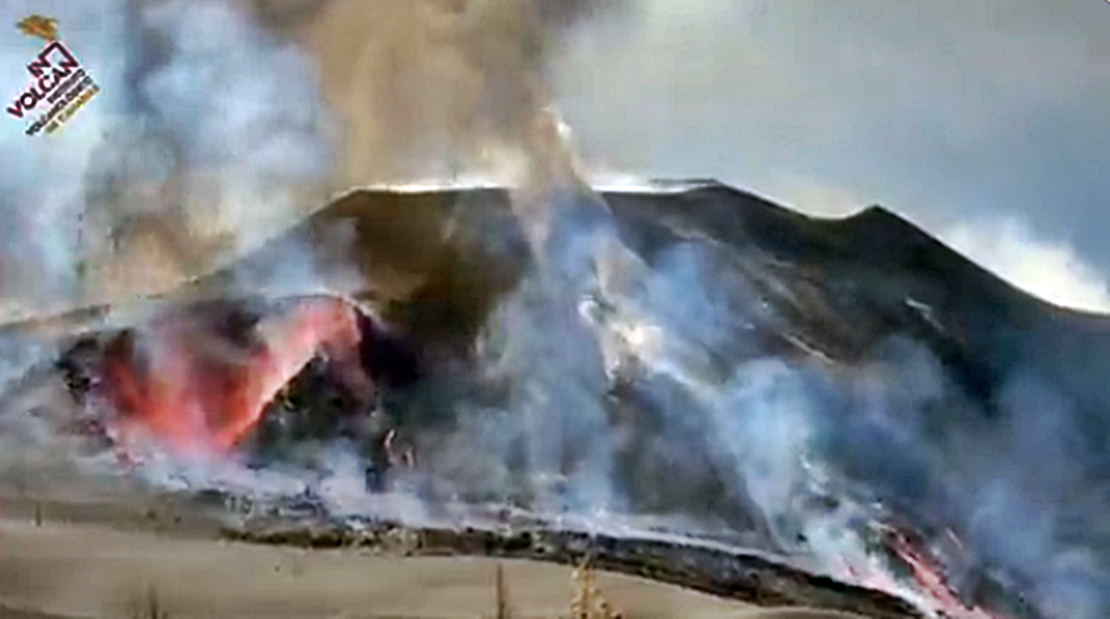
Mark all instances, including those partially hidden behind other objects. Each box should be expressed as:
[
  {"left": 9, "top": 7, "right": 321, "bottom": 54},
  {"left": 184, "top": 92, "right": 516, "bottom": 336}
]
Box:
[
  {"left": 0, "top": 0, "right": 336, "bottom": 318},
  {"left": 428, "top": 200, "right": 1108, "bottom": 618},
  {"left": 0, "top": 3, "right": 1103, "bottom": 619},
  {"left": 0, "top": 0, "right": 624, "bottom": 317},
  {"left": 277, "top": 0, "right": 622, "bottom": 187}
]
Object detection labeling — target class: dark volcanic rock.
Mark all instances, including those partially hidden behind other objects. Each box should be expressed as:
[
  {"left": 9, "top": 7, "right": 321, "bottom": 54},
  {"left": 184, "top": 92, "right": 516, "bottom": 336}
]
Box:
[
  {"left": 51, "top": 294, "right": 421, "bottom": 459},
  {"left": 219, "top": 515, "right": 925, "bottom": 619},
  {"left": 10, "top": 181, "right": 1107, "bottom": 619},
  {"left": 182, "top": 182, "right": 1110, "bottom": 395}
]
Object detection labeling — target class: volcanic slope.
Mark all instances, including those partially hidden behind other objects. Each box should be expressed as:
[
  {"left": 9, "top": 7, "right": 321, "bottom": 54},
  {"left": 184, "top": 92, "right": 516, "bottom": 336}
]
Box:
[
  {"left": 3, "top": 181, "right": 1107, "bottom": 619},
  {"left": 50, "top": 180, "right": 1110, "bottom": 551},
  {"left": 183, "top": 181, "right": 1109, "bottom": 618},
  {"left": 190, "top": 181, "right": 1110, "bottom": 406}
]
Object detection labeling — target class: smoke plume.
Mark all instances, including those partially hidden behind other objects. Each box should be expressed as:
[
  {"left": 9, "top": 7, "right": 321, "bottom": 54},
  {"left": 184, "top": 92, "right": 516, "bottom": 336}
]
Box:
[
  {"left": 1, "top": 3, "right": 1105, "bottom": 619},
  {"left": 0, "top": 0, "right": 335, "bottom": 318},
  {"left": 0, "top": 0, "right": 629, "bottom": 317},
  {"left": 396, "top": 187, "right": 1108, "bottom": 619},
  {"left": 272, "top": 0, "right": 625, "bottom": 187}
]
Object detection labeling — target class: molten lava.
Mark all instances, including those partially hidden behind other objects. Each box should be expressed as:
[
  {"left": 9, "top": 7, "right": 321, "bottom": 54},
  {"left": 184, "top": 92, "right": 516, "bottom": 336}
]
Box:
[
  {"left": 99, "top": 296, "right": 371, "bottom": 456},
  {"left": 888, "top": 530, "right": 1009, "bottom": 619}
]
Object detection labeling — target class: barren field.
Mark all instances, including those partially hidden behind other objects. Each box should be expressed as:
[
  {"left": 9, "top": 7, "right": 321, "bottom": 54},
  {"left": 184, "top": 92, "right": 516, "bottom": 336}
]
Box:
[
  {"left": 0, "top": 489, "right": 883, "bottom": 619},
  {"left": 0, "top": 515, "right": 821, "bottom": 619}
]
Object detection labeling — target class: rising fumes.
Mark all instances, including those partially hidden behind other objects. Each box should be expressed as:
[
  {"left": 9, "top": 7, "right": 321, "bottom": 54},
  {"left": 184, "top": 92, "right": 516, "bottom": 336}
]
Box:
[{"left": 0, "top": 3, "right": 1103, "bottom": 619}]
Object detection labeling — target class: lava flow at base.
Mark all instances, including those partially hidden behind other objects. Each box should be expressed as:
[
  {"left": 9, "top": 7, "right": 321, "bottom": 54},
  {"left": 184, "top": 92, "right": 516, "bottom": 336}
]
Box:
[{"left": 95, "top": 295, "right": 374, "bottom": 456}]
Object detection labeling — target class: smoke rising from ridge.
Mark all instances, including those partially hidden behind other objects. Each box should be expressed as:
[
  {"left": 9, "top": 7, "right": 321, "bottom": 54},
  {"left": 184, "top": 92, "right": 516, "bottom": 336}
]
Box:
[
  {"left": 0, "top": 0, "right": 629, "bottom": 316},
  {"left": 387, "top": 187, "right": 1108, "bottom": 619},
  {"left": 0, "top": 3, "right": 1105, "bottom": 619},
  {"left": 548, "top": 0, "right": 1110, "bottom": 313},
  {"left": 282, "top": 0, "right": 626, "bottom": 187}
]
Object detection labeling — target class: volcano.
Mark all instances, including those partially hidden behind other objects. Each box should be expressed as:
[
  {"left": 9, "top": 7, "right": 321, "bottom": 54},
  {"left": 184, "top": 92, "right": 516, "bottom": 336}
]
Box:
[{"left": 4, "top": 181, "right": 1106, "bottom": 619}]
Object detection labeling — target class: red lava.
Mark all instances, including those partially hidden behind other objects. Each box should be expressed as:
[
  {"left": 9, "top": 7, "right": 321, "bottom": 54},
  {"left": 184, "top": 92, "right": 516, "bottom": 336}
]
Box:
[
  {"left": 889, "top": 531, "right": 1007, "bottom": 619},
  {"left": 100, "top": 296, "right": 369, "bottom": 456}
]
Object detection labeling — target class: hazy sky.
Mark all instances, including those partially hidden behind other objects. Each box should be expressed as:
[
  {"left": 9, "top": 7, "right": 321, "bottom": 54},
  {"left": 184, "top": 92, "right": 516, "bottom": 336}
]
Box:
[{"left": 551, "top": 0, "right": 1110, "bottom": 311}]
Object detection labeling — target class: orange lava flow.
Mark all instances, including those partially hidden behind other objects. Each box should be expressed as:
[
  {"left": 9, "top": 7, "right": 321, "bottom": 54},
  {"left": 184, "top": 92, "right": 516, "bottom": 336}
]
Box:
[
  {"left": 101, "top": 296, "right": 368, "bottom": 456},
  {"left": 890, "top": 531, "right": 1008, "bottom": 619}
]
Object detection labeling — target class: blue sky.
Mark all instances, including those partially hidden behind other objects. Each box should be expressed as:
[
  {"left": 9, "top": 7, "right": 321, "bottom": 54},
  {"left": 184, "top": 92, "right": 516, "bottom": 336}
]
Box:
[{"left": 551, "top": 0, "right": 1110, "bottom": 311}]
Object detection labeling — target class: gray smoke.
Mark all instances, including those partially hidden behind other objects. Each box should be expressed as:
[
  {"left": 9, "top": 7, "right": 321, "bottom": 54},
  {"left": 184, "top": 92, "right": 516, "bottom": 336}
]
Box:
[
  {"left": 0, "top": 0, "right": 335, "bottom": 318},
  {"left": 0, "top": 0, "right": 353, "bottom": 530},
  {"left": 268, "top": 0, "right": 629, "bottom": 187},
  {"left": 488, "top": 187, "right": 622, "bottom": 514},
  {"left": 400, "top": 181, "right": 1107, "bottom": 619},
  {"left": 1, "top": 3, "right": 1103, "bottom": 619},
  {"left": 575, "top": 230, "right": 1109, "bottom": 618},
  {"left": 0, "top": 0, "right": 632, "bottom": 318}
]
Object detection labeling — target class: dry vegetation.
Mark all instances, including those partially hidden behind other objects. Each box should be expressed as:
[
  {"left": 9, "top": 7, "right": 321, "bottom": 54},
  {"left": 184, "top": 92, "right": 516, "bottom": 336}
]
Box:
[
  {"left": 493, "top": 557, "right": 626, "bottom": 619},
  {"left": 122, "top": 559, "right": 624, "bottom": 619},
  {"left": 569, "top": 560, "right": 624, "bottom": 619}
]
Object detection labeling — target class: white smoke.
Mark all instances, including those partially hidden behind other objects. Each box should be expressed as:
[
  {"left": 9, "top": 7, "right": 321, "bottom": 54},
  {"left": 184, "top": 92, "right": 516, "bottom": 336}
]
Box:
[
  {"left": 394, "top": 171, "right": 1104, "bottom": 617},
  {"left": 0, "top": 0, "right": 362, "bottom": 542},
  {"left": 577, "top": 231, "right": 1108, "bottom": 618},
  {"left": 470, "top": 187, "right": 623, "bottom": 514},
  {"left": 551, "top": 0, "right": 1110, "bottom": 317},
  {"left": 0, "top": 0, "right": 335, "bottom": 319},
  {"left": 0, "top": 4, "right": 1103, "bottom": 619},
  {"left": 941, "top": 218, "right": 1110, "bottom": 313},
  {"left": 0, "top": 2, "right": 107, "bottom": 319}
]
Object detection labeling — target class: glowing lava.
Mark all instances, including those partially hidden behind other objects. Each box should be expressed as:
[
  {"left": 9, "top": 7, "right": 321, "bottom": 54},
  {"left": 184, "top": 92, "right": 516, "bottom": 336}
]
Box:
[
  {"left": 100, "top": 296, "right": 371, "bottom": 456},
  {"left": 889, "top": 530, "right": 1009, "bottom": 619}
]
